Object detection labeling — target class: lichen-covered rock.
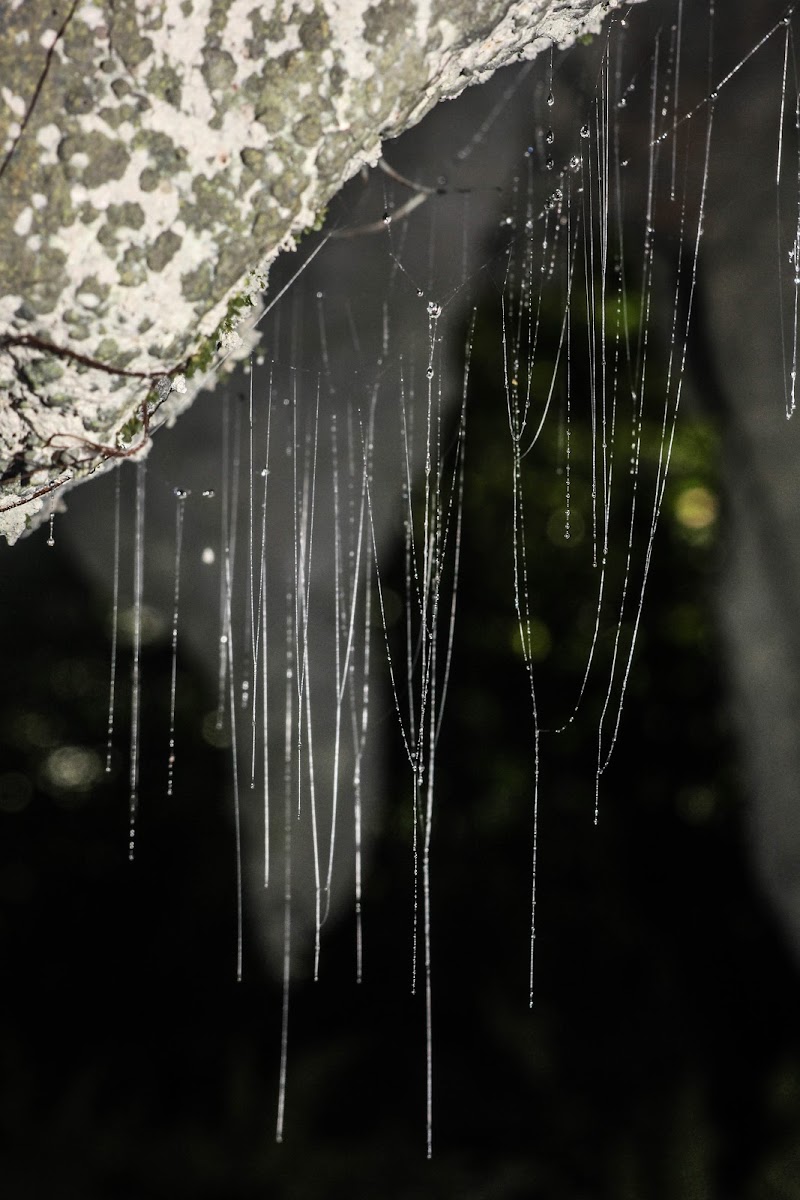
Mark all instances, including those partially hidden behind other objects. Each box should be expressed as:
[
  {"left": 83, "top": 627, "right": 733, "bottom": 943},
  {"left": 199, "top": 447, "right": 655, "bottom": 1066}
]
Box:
[{"left": 0, "top": 0, "right": 635, "bottom": 542}]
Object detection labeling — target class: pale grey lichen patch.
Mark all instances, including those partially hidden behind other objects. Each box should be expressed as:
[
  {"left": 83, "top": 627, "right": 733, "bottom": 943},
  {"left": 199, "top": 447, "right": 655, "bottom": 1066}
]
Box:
[
  {"left": 118, "top": 245, "right": 149, "bottom": 287},
  {"left": 138, "top": 167, "right": 160, "bottom": 192},
  {"left": 202, "top": 47, "right": 237, "bottom": 92},
  {"left": 131, "top": 128, "right": 187, "bottom": 176},
  {"left": 93, "top": 337, "right": 120, "bottom": 362},
  {"left": 146, "top": 63, "right": 183, "bottom": 107},
  {"left": 1, "top": 0, "right": 635, "bottom": 542},
  {"left": 181, "top": 262, "right": 214, "bottom": 304},
  {"left": 62, "top": 16, "right": 100, "bottom": 64},
  {"left": 64, "top": 83, "right": 95, "bottom": 116},
  {"left": 107, "top": 200, "right": 146, "bottom": 230},
  {"left": 240, "top": 146, "right": 266, "bottom": 172},
  {"left": 178, "top": 172, "right": 242, "bottom": 236},
  {"left": 76, "top": 132, "right": 132, "bottom": 188},
  {"left": 21, "top": 358, "right": 65, "bottom": 388},
  {"left": 146, "top": 229, "right": 181, "bottom": 272},
  {"left": 363, "top": 0, "right": 415, "bottom": 46},
  {"left": 294, "top": 114, "right": 323, "bottom": 149},
  {"left": 108, "top": 2, "right": 154, "bottom": 71},
  {"left": 75, "top": 277, "right": 111, "bottom": 311},
  {"left": 298, "top": 11, "right": 331, "bottom": 53}
]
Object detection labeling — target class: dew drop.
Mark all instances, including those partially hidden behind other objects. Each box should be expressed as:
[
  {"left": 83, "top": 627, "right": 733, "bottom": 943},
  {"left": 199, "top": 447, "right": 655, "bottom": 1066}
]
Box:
[
  {"left": 426, "top": 301, "right": 442, "bottom": 318},
  {"left": 547, "top": 90, "right": 554, "bottom": 107},
  {"left": 580, "top": 124, "right": 590, "bottom": 139},
  {"left": 202, "top": 488, "right": 215, "bottom": 498},
  {"left": 545, "top": 128, "right": 554, "bottom": 145},
  {"left": 426, "top": 366, "right": 434, "bottom": 379}
]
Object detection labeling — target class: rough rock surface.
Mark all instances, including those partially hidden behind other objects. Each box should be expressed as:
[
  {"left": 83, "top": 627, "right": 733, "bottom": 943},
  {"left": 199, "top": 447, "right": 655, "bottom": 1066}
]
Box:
[{"left": 0, "top": 0, "right": 634, "bottom": 542}]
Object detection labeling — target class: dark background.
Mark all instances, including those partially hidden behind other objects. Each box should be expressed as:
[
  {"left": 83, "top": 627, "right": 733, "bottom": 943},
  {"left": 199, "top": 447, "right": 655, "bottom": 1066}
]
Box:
[{"left": 2, "top": 320, "right": 799, "bottom": 1200}]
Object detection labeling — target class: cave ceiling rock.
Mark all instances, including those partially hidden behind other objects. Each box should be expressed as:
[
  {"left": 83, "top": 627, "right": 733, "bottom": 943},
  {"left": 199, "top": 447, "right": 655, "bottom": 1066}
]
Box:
[{"left": 0, "top": 0, "right": 636, "bottom": 543}]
